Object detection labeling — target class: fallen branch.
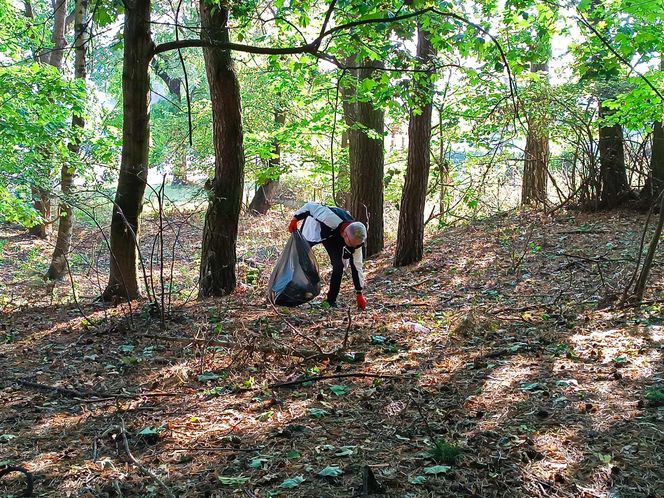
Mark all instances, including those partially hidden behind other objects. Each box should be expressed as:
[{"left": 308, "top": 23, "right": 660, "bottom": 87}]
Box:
[{"left": 269, "top": 372, "right": 400, "bottom": 389}]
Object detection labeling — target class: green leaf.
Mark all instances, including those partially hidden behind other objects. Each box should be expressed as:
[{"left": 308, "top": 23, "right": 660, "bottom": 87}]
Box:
[
  {"left": 287, "top": 450, "right": 301, "bottom": 460},
  {"left": 137, "top": 427, "right": 162, "bottom": 436},
  {"left": 248, "top": 456, "right": 270, "bottom": 469},
  {"left": 280, "top": 475, "right": 305, "bottom": 488},
  {"left": 334, "top": 446, "right": 356, "bottom": 457},
  {"left": 308, "top": 408, "right": 329, "bottom": 418},
  {"left": 521, "top": 382, "right": 544, "bottom": 391},
  {"left": 218, "top": 475, "right": 250, "bottom": 486},
  {"left": 198, "top": 372, "right": 220, "bottom": 382},
  {"left": 318, "top": 465, "right": 343, "bottom": 477},
  {"left": 424, "top": 465, "right": 451, "bottom": 474},
  {"left": 330, "top": 384, "right": 349, "bottom": 396},
  {"left": 256, "top": 410, "right": 274, "bottom": 422},
  {"left": 410, "top": 475, "right": 426, "bottom": 484}
]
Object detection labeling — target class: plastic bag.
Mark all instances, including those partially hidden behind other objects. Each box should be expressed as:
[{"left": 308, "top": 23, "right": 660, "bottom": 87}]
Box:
[{"left": 267, "top": 231, "right": 322, "bottom": 306}]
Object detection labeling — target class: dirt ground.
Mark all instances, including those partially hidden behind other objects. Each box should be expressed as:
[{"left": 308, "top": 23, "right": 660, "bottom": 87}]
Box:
[{"left": 1, "top": 207, "right": 663, "bottom": 497}]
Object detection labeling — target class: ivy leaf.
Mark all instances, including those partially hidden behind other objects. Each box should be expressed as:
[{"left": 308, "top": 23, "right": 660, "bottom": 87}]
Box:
[
  {"left": 308, "top": 408, "right": 329, "bottom": 418},
  {"left": 248, "top": 456, "right": 270, "bottom": 469},
  {"left": 424, "top": 465, "right": 451, "bottom": 474},
  {"left": 410, "top": 475, "right": 426, "bottom": 484},
  {"left": 280, "top": 475, "right": 305, "bottom": 488},
  {"left": 286, "top": 450, "right": 301, "bottom": 460},
  {"left": 334, "top": 446, "right": 356, "bottom": 457},
  {"left": 330, "top": 384, "right": 349, "bottom": 396},
  {"left": 218, "top": 475, "right": 250, "bottom": 486},
  {"left": 198, "top": 372, "right": 220, "bottom": 382},
  {"left": 318, "top": 465, "right": 344, "bottom": 477}
]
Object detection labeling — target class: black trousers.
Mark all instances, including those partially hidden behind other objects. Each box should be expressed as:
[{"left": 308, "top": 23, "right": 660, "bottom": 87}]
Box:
[{"left": 309, "top": 237, "right": 360, "bottom": 305}]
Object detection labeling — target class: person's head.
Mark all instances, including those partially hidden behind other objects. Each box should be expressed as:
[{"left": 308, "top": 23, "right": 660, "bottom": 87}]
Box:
[{"left": 342, "top": 222, "right": 367, "bottom": 248}]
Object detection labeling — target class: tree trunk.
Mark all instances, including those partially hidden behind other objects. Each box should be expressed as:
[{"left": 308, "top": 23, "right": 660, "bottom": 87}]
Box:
[
  {"left": 521, "top": 62, "right": 550, "bottom": 207},
  {"left": 395, "top": 25, "right": 435, "bottom": 267},
  {"left": 49, "top": 0, "right": 68, "bottom": 69},
  {"left": 47, "top": 0, "right": 88, "bottom": 280},
  {"left": 28, "top": 0, "right": 68, "bottom": 238},
  {"left": 28, "top": 187, "right": 51, "bottom": 238},
  {"left": 102, "top": 0, "right": 153, "bottom": 301},
  {"left": 651, "top": 120, "right": 664, "bottom": 199},
  {"left": 642, "top": 60, "right": 664, "bottom": 206},
  {"left": 248, "top": 107, "right": 285, "bottom": 215},
  {"left": 598, "top": 102, "right": 630, "bottom": 209},
  {"left": 198, "top": 0, "right": 245, "bottom": 298},
  {"left": 346, "top": 60, "right": 385, "bottom": 257}
]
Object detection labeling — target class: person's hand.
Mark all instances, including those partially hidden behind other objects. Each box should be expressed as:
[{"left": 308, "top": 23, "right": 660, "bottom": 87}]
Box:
[
  {"left": 356, "top": 293, "right": 367, "bottom": 310},
  {"left": 288, "top": 218, "right": 298, "bottom": 233}
]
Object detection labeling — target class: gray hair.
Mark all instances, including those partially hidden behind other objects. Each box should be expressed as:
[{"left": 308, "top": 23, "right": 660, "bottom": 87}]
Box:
[{"left": 346, "top": 222, "right": 367, "bottom": 244}]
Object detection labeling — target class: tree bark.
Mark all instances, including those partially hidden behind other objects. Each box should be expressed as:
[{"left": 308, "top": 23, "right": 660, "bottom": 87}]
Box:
[
  {"left": 642, "top": 60, "right": 664, "bottom": 206},
  {"left": 102, "top": 0, "right": 153, "bottom": 301},
  {"left": 28, "top": 0, "right": 68, "bottom": 238},
  {"left": 198, "top": 0, "right": 245, "bottom": 298},
  {"left": 28, "top": 187, "right": 50, "bottom": 238},
  {"left": 47, "top": 0, "right": 88, "bottom": 280},
  {"left": 49, "top": 0, "right": 68, "bottom": 69},
  {"left": 394, "top": 25, "right": 435, "bottom": 267},
  {"left": 248, "top": 107, "right": 285, "bottom": 215},
  {"left": 346, "top": 60, "right": 385, "bottom": 257},
  {"left": 521, "top": 62, "right": 550, "bottom": 207},
  {"left": 598, "top": 102, "right": 630, "bottom": 209},
  {"left": 651, "top": 120, "right": 664, "bottom": 199}
]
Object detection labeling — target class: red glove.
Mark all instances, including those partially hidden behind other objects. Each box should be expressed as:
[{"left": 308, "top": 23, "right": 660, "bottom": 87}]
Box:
[
  {"left": 288, "top": 218, "right": 299, "bottom": 233},
  {"left": 356, "top": 293, "right": 367, "bottom": 310}
]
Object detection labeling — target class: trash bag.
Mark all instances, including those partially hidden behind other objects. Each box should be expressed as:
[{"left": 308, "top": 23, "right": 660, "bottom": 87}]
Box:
[{"left": 267, "top": 230, "right": 322, "bottom": 306}]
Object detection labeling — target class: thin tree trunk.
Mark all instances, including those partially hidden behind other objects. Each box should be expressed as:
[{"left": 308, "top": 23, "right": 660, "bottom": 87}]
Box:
[
  {"left": 198, "top": 0, "right": 245, "bottom": 298},
  {"left": 395, "top": 25, "right": 435, "bottom": 267},
  {"left": 49, "top": 0, "right": 68, "bottom": 69},
  {"left": 347, "top": 60, "right": 385, "bottom": 257},
  {"left": 102, "top": 0, "right": 153, "bottom": 301},
  {"left": 651, "top": 120, "right": 664, "bottom": 198},
  {"left": 598, "top": 102, "right": 630, "bottom": 209},
  {"left": 47, "top": 0, "right": 88, "bottom": 280},
  {"left": 642, "top": 60, "right": 664, "bottom": 206},
  {"left": 521, "top": 62, "right": 550, "bottom": 207},
  {"left": 28, "top": 0, "right": 68, "bottom": 238},
  {"left": 248, "top": 107, "right": 285, "bottom": 215}
]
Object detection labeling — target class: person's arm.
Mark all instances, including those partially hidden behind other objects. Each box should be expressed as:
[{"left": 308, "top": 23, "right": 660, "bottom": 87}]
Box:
[
  {"left": 294, "top": 202, "right": 343, "bottom": 229},
  {"left": 349, "top": 247, "right": 365, "bottom": 291}
]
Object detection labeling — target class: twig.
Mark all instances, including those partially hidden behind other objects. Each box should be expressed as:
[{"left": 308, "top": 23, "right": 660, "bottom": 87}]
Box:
[
  {"left": 269, "top": 372, "right": 400, "bottom": 389},
  {"left": 620, "top": 191, "right": 662, "bottom": 305},
  {"left": 343, "top": 307, "right": 351, "bottom": 350},
  {"left": 120, "top": 419, "right": 176, "bottom": 498}
]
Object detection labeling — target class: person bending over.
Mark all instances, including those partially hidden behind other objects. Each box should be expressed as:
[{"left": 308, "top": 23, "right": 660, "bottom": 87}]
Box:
[{"left": 288, "top": 202, "right": 368, "bottom": 310}]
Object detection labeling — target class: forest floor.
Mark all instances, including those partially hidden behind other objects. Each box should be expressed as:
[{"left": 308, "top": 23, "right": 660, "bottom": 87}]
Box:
[{"left": 1, "top": 205, "right": 663, "bottom": 498}]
